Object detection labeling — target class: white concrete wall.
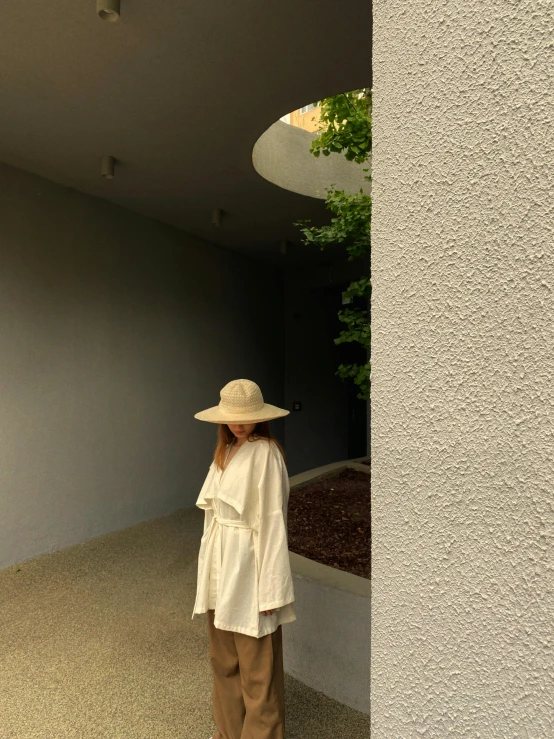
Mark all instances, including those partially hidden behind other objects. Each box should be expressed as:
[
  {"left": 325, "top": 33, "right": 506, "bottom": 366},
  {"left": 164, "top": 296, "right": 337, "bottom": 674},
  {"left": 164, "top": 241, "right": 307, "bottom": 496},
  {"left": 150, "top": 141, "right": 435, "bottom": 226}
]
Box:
[
  {"left": 372, "top": 2, "right": 553, "bottom": 736},
  {"left": 253, "top": 120, "right": 371, "bottom": 201},
  {"left": 285, "top": 552, "right": 370, "bottom": 716},
  {"left": 285, "top": 462, "right": 371, "bottom": 715},
  {"left": 0, "top": 163, "right": 285, "bottom": 570}
]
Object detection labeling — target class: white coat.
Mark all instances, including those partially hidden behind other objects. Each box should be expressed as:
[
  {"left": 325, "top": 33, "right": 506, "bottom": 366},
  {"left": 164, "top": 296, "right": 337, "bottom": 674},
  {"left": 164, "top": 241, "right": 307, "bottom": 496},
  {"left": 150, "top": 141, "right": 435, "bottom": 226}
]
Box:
[{"left": 191, "top": 437, "right": 296, "bottom": 637}]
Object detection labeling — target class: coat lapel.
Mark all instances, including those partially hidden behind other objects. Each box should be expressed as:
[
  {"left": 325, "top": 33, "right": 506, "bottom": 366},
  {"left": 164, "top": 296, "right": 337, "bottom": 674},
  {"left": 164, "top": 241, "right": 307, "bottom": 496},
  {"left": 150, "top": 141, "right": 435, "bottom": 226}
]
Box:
[
  {"left": 195, "top": 443, "right": 254, "bottom": 519},
  {"left": 216, "top": 446, "right": 252, "bottom": 517},
  {"left": 195, "top": 464, "right": 216, "bottom": 510}
]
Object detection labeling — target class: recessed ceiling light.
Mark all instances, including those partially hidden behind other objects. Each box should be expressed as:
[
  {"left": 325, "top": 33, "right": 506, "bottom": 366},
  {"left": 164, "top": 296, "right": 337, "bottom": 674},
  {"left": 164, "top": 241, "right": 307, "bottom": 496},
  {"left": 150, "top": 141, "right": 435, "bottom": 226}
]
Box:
[
  {"left": 97, "top": 0, "right": 120, "bottom": 22},
  {"left": 101, "top": 155, "right": 115, "bottom": 179},
  {"left": 211, "top": 208, "right": 222, "bottom": 227}
]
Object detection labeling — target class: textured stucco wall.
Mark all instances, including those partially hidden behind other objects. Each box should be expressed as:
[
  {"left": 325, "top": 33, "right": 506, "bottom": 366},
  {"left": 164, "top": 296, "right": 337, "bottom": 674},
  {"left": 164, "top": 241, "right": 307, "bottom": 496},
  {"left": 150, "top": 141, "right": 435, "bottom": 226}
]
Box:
[
  {"left": 0, "top": 163, "right": 285, "bottom": 570},
  {"left": 372, "top": 2, "right": 553, "bottom": 737}
]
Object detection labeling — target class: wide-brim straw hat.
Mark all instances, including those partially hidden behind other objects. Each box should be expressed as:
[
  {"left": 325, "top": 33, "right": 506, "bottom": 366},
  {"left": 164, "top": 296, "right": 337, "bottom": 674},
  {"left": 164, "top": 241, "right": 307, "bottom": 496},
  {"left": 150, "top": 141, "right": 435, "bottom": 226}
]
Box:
[{"left": 194, "top": 379, "right": 290, "bottom": 424}]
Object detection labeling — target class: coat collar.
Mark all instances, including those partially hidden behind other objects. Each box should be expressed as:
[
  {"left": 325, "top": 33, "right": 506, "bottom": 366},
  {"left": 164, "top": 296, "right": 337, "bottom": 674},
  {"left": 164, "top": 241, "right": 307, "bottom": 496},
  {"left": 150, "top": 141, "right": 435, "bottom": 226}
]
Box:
[{"left": 195, "top": 440, "right": 260, "bottom": 518}]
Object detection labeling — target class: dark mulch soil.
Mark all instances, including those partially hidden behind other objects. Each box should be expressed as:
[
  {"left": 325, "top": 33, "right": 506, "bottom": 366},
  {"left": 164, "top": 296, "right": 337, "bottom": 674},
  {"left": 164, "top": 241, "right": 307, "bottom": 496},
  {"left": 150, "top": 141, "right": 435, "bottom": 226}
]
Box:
[{"left": 287, "top": 468, "right": 371, "bottom": 580}]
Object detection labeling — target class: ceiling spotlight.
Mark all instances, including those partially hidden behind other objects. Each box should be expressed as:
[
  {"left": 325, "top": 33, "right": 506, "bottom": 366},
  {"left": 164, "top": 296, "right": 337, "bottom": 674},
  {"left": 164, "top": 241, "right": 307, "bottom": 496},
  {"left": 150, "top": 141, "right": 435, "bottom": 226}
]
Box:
[
  {"left": 97, "top": 0, "right": 120, "bottom": 21},
  {"left": 211, "top": 208, "right": 223, "bottom": 227},
  {"left": 101, "top": 155, "right": 115, "bottom": 179}
]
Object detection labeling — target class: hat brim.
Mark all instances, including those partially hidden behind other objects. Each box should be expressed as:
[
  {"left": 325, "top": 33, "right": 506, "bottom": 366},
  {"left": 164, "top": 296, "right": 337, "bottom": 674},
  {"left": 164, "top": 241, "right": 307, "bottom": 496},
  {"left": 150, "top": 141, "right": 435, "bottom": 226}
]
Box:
[{"left": 194, "top": 403, "right": 290, "bottom": 424}]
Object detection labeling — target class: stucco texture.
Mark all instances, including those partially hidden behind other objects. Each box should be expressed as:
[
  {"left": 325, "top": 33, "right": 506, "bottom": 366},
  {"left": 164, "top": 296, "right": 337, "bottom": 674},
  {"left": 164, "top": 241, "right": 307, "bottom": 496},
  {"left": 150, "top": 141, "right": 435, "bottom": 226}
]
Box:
[{"left": 372, "top": 1, "right": 553, "bottom": 737}]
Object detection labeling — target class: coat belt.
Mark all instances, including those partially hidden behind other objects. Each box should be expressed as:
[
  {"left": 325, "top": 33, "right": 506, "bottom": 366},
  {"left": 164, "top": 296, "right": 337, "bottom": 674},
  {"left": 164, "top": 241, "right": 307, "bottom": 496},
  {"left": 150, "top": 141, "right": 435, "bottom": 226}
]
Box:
[
  {"left": 208, "top": 514, "right": 254, "bottom": 596},
  {"left": 214, "top": 515, "right": 250, "bottom": 529},
  {"left": 193, "top": 513, "right": 256, "bottom": 618}
]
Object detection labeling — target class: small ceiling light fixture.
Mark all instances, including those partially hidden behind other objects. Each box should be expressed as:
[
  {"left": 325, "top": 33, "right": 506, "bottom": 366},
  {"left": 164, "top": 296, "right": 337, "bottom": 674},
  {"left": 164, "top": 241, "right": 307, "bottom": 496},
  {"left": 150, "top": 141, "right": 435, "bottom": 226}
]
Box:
[
  {"left": 211, "top": 208, "right": 223, "bottom": 227},
  {"left": 97, "top": 0, "right": 120, "bottom": 22},
  {"left": 101, "top": 155, "right": 115, "bottom": 179}
]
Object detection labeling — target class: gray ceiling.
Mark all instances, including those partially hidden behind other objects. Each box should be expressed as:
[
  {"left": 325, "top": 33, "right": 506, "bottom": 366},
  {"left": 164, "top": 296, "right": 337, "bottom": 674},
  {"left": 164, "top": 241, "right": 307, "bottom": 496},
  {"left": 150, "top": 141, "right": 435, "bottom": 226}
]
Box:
[{"left": 0, "top": 0, "right": 372, "bottom": 263}]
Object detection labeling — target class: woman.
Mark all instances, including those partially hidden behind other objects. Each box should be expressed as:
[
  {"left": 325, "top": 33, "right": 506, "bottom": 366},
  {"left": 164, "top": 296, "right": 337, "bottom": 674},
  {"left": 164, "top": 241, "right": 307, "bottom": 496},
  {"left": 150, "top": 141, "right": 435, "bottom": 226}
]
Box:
[{"left": 191, "top": 378, "right": 296, "bottom": 739}]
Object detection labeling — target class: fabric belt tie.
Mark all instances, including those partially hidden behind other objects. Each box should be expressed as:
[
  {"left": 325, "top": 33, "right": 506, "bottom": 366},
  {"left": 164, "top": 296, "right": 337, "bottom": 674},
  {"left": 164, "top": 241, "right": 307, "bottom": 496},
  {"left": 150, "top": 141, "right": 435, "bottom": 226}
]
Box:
[
  {"left": 214, "top": 515, "right": 250, "bottom": 529},
  {"left": 209, "top": 514, "right": 253, "bottom": 590}
]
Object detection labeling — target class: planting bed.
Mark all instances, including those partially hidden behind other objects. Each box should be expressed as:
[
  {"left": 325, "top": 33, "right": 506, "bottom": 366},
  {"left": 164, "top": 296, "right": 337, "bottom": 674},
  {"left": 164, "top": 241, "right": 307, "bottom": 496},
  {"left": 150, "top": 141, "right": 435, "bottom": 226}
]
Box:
[{"left": 287, "top": 467, "right": 371, "bottom": 579}]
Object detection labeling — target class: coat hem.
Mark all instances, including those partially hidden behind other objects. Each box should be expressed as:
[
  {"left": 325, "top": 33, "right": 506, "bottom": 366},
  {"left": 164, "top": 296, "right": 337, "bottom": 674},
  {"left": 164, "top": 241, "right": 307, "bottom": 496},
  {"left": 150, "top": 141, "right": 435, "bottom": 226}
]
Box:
[
  {"left": 258, "top": 597, "right": 295, "bottom": 611},
  {"left": 192, "top": 608, "right": 297, "bottom": 637}
]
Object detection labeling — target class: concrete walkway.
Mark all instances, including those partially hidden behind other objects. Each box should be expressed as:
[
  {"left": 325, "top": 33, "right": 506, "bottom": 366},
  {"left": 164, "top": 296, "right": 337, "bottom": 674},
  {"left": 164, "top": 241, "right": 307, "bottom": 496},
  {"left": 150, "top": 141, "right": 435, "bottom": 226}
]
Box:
[{"left": 0, "top": 508, "right": 370, "bottom": 739}]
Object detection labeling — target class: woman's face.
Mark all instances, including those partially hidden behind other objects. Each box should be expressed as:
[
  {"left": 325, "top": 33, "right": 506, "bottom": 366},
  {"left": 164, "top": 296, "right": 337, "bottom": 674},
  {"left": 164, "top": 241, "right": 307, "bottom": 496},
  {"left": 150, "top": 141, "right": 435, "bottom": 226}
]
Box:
[{"left": 228, "top": 423, "right": 257, "bottom": 440}]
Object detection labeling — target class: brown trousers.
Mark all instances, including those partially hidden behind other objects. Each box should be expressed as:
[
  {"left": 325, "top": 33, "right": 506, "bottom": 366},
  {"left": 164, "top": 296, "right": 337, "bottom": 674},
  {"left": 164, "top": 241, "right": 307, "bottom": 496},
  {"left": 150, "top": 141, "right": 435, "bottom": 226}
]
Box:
[{"left": 207, "top": 610, "right": 286, "bottom": 739}]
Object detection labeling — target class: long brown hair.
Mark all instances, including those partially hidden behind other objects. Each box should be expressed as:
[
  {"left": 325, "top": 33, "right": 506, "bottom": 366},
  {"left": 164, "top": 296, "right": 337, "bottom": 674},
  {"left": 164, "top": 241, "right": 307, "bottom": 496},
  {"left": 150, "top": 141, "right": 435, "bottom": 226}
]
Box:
[{"left": 213, "top": 422, "right": 286, "bottom": 470}]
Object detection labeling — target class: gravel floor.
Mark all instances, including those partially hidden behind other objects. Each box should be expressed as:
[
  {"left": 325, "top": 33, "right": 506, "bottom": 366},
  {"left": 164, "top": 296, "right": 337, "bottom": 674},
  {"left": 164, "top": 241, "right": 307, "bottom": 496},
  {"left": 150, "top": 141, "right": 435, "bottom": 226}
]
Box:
[{"left": 0, "top": 507, "right": 370, "bottom": 739}]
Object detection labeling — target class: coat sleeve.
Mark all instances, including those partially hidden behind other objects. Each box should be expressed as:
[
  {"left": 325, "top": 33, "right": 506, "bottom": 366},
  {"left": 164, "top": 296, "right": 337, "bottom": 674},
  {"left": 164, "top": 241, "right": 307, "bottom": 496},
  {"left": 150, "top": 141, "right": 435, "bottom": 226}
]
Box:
[
  {"left": 257, "top": 442, "right": 295, "bottom": 611},
  {"left": 203, "top": 507, "right": 215, "bottom": 535},
  {"left": 196, "top": 463, "right": 216, "bottom": 535}
]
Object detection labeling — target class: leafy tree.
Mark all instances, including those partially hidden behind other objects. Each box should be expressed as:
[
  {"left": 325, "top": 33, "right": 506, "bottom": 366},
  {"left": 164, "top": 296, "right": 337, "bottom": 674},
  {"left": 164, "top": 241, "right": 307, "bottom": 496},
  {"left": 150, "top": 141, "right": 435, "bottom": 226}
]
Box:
[
  {"left": 296, "top": 89, "right": 371, "bottom": 399},
  {"left": 310, "top": 88, "right": 371, "bottom": 164}
]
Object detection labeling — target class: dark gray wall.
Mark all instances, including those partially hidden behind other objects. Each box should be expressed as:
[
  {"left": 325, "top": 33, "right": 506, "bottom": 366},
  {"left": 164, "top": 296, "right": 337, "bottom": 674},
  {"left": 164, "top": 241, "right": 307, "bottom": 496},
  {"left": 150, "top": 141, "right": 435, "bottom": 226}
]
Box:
[
  {"left": 284, "top": 259, "right": 369, "bottom": 476},
  {"left": 0, "top": 163, "right": 284, "bottom": 569}
]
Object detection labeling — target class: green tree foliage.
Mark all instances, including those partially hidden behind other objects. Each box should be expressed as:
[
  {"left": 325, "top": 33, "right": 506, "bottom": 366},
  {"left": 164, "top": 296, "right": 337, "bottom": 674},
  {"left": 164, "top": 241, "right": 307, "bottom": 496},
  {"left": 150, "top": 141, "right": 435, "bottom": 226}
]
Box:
[
  {"left": 310, "top": 88, "right": 372, "bottom": 164},
  {"left": 296, "top": 88, "right": 372, "bottom": 400}
]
